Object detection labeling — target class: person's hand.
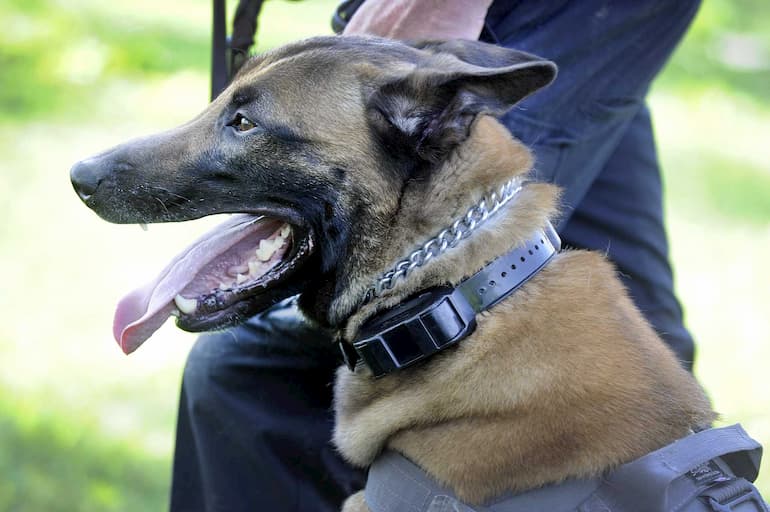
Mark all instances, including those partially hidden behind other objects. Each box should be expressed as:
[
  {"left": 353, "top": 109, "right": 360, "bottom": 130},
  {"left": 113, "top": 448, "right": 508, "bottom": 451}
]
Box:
[{"left": 342, "top": 0, "right": 493, "bottom": 40}]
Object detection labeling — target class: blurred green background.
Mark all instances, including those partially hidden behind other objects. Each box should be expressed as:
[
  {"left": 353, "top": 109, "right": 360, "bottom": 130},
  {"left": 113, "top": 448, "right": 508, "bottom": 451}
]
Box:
[{"left": 0, "top": 0, "right": 768, "bottom": 510}]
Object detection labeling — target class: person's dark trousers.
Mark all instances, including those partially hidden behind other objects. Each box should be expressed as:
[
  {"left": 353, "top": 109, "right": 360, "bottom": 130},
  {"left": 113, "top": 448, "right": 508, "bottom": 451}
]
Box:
[
  {"left": 170, "top": 300, "right": 362, "bottom": 511},
  {"left": 169, "top": 1, "right": 701, "bottom": 511}
]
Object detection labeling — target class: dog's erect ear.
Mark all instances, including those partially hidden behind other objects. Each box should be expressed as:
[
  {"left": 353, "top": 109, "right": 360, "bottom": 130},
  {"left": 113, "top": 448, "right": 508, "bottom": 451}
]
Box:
[{"left": 368, "top": 40, "right": 556, "bottom": 164}]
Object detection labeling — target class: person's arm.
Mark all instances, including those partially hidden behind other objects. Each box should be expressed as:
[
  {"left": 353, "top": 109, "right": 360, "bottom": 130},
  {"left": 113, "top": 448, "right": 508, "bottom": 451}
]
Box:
[{"left": 342, "top": 0, "right": 493, "bottom": 40}]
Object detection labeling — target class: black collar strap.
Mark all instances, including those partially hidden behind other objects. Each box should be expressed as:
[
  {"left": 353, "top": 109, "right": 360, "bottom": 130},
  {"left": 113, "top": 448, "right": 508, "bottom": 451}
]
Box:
[{"left": 340, "top": 222, "right": 561, "bottom": 377}]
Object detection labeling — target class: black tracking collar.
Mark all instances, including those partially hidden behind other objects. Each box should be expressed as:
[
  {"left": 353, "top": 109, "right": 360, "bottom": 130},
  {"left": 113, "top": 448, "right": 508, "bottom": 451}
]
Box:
[{"left": 340, "top": 222, "right": 561, "bottom": 377}]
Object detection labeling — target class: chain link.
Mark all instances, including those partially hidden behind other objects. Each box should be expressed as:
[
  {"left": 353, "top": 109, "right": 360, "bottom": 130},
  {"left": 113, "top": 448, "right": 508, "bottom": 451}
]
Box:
[{"left": 364, "top": 177, "right": 524, "bottom": 302}]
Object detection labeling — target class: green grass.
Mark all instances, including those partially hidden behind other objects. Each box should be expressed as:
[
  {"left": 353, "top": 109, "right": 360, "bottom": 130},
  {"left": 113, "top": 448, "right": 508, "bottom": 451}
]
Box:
[
  {"left": 665, "top": 152, "right": 770, "bottom": 225},
  {"left": 0, "top": 0, "right": 769, "bottom": 509},
  {"left": 654, "top": 0, "right": 770, "bottom": 104},
  {"left": 650, "top": 92, "right": 770, "bottom": 226},
  {"left": 0, "top": 395, "right": 168, "bottom": 512},
  {"left": 0, "top": 0, "right": 337, "bottom": 122}
]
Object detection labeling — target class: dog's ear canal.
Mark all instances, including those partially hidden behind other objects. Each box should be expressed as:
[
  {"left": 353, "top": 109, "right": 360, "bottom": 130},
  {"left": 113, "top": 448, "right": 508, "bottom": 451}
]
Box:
[{"left": 368, "top": 40, "right": 557, "bottom": 165}]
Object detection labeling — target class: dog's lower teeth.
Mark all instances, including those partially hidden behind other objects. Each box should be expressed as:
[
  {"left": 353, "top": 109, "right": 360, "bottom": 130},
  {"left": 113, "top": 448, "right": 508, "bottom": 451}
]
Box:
[
  {"left": 227, "top": 264, "right": 249, "bottom": 276},
  {"left": 236, "top": 273, "right": 248, "bottom": 284},
  {"left": 219, "top": 281, "right": 229, "bottom": 290},
  {"left": 280, "top": 224, "right": 291, "bottom": 238},
  {"left": 174, "top": 294, "right": 197, "bottom": 315},
  {"left": 248, "top": 260, "right": 262, "bottom": 276}
]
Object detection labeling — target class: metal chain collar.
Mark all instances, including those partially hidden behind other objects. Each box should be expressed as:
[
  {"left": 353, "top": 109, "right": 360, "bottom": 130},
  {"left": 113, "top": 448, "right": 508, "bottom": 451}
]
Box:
[{"left": 364, "top": 177, "right": 525, "bottom": 302}]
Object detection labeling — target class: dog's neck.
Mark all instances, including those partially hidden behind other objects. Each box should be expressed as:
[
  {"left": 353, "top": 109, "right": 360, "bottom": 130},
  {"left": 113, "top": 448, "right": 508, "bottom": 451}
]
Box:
[
  {"left": 362, "top": 174, "right": 528, "bottom": 303},
  {"left": 336, "top": 116, "right": 560, "bottom": 341}
]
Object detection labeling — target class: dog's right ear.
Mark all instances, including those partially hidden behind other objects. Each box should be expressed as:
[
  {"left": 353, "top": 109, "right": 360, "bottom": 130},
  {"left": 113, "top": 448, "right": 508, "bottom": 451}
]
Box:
[{"left": 367, "top": 40, "right": 556, "bottom": 165}]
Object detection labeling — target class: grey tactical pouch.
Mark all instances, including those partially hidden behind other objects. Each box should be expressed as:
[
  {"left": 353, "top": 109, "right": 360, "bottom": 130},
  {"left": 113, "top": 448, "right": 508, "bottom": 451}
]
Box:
[{"left": 364, "top": 424, "right": 768, "bottom": 512}]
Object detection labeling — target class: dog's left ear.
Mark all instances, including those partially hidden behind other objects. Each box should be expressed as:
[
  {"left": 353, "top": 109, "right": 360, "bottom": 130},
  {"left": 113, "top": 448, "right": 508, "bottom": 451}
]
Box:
[{"left": 368, "top": 39, "right": 556, "bottom": 164}]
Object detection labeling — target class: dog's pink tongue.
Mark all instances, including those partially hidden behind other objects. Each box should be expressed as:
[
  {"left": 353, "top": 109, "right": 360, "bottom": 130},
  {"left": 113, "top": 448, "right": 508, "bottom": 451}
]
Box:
[{"left": 113, "top": 214, "right": 275, "bottom": 354}]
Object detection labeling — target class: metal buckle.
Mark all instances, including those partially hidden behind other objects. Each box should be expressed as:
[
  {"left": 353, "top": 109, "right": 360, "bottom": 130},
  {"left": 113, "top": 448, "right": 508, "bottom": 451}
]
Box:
[
  {"left": 704, "top": 480, "right": 769, "bottom": 512},
  {"left": 338, "top": 339, "right": 360, "bottom": 372}
]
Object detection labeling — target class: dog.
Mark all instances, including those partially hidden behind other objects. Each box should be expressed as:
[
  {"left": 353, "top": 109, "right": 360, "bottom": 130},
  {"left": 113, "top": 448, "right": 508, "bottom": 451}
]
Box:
[{"left": 71, "top": 36, "right": 717, "bottom": 510}]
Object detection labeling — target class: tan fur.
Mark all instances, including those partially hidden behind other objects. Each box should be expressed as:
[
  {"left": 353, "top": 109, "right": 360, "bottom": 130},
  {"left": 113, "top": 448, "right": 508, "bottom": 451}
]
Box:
[{"left": 334, "top": 118, "right": 714, "bottom": 510}]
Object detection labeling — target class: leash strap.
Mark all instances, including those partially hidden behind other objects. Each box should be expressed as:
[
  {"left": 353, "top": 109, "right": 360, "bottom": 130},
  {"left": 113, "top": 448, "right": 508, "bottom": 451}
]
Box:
[
  {"left": 364, "top": 425, "right": 768, "bottom": 512},
  {"left": 332, "top": 0, "right": 367, "bottom": 33},
  {"left": 210, "top": 0, "right": 265, "bottom": 100},
  {"left": 211, "top": 0, "right": 228, "bottom": 100}
]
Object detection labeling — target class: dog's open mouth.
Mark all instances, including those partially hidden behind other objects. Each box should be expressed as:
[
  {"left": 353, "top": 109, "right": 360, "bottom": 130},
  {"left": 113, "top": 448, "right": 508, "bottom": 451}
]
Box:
[{"left": 113, "top": 214, "right": 314, "bottom": 354}]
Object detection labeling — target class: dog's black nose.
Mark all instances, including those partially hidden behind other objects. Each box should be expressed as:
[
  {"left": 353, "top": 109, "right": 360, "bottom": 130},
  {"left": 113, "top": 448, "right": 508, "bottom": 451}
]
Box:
[{"left": 70, "top": 160, "right": 102, "bottom": 202}]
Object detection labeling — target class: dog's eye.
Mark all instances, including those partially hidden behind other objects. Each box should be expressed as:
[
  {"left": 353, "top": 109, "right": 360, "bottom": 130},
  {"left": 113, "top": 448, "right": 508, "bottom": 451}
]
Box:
[{"left": 231, "top": 113, "right": 256, "bottom": 132}]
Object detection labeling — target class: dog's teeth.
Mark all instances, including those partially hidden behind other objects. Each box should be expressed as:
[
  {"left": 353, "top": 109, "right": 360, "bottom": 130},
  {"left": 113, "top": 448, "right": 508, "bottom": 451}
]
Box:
[
  {"left": 256, "top": 240, "right": 276, "bottom": 261},
  {"left": 227, "top": 264, "right": 249, "bottom": 276},
  {"left": 174, "top": 295, "right": 197, "bottom": 315},
  {"left": 248, "top": 260, "right": 262, "bottom": 276},
  {"left": 139, "top": 223, "right": 148, "bottom": 231},
  {"left": 280, "top": 224, "right": 291, "bottom": 238},
  {"left": 219, "top": 281, "right": 229, "bottom": 290},
  {"left": 236, "top": 273, "right": 248, "bottom": 284}
]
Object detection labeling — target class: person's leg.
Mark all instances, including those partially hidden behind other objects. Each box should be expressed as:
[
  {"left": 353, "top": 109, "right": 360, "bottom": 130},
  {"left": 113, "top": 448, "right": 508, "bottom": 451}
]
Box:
[
  {"left": 486, "top": 0, "right": 700, "bottom": 210},
  {"left": 484, "top": 0, "right": 700, "bottom": 365},
  {"left": 170, "top": 298, "right": 365, "bottom": 512}
]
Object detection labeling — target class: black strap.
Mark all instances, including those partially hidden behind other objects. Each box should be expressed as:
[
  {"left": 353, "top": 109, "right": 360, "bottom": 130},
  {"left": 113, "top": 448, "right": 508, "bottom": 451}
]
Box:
[
  {"left": 230, "top": 0, "right": 265, "bottom": 80},
  {"left": 210, "top": 0, "right": 266, "bottom": 101},
  {"left": 211, "top": 0, "right": 228, "bottom": 100},
  {"left": 331, "top": 0, "right": 367, "bottom": 34},
  {"left": 458, "top": 222, "right": 560, "bottom": 312},
  {"left": 231, "top": 0, "right": 264, "bottom": 53},
  {"left": 349, "top": 224, "right": 560, "bottom": 378}
]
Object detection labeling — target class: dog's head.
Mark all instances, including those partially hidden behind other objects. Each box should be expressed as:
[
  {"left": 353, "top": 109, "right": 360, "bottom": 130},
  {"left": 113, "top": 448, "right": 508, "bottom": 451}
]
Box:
[{"left": 70, "top": 36, "right": 555, "bottom": 353}]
